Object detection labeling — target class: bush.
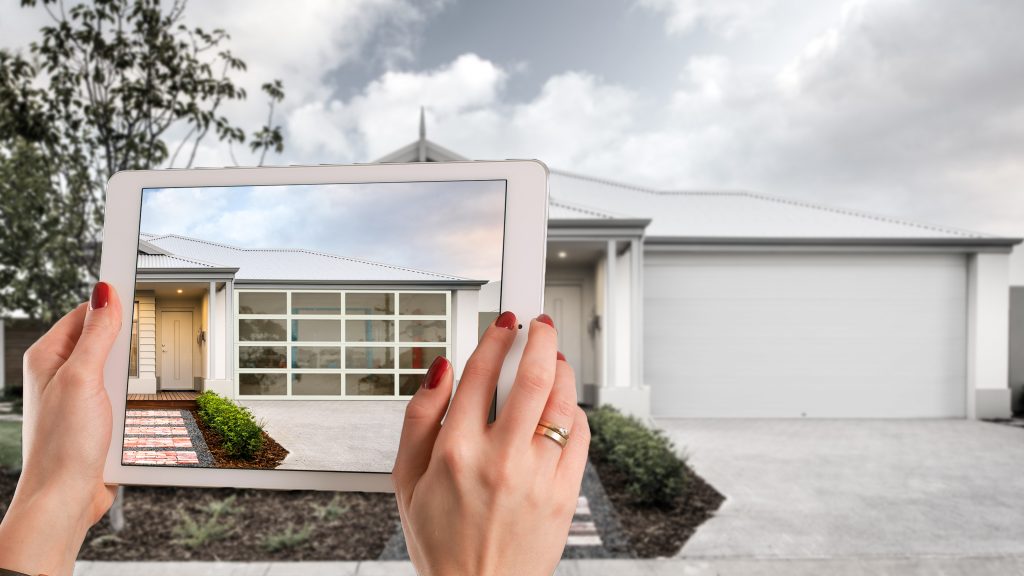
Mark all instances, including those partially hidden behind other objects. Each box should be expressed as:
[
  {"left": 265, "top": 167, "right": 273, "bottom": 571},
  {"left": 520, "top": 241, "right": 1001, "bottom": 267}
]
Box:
[
  {"left": 262, "top": 524, "right": 312, "bottom": 552},
  {"left": 588, "top": 406, "right": 686, "bottom": 507},
  {"left": 172, "top": 495, "right": 237, "bottom": 548},
  {"left": 195, "top": 391, "right": 264, "bottom": 459}
]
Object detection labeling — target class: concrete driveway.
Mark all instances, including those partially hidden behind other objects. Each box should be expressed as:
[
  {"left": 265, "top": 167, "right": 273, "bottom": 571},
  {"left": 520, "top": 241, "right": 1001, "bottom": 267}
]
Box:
[
  {"left": 241, "top": 400, "right": 406, "bottom": 473},
  {"left": 655, "top": 419, "right": 1024, "bottom": 559}
]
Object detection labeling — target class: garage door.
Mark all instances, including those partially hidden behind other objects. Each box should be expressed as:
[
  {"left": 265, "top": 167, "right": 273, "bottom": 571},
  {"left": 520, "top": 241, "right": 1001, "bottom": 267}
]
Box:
[{"left": 646, "top": 252, "right": 967, "bottom": 418}]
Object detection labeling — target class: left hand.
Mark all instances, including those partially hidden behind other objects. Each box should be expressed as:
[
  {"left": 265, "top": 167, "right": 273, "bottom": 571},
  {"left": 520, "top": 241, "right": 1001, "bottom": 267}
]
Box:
[{"left": 0, "top": 281, "right": 122, "bottom": 576}]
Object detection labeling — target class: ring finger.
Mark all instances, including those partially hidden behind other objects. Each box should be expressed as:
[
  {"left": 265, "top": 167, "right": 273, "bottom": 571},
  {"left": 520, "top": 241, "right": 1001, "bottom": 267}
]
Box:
[{"left": 533, "top": 352, "right": 577, "bottom": 464}]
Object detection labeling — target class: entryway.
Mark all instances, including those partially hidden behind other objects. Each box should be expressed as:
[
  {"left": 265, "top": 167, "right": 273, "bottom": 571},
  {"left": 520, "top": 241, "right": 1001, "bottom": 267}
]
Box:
[{"left": 160, "top": 310, "right": 194, "bottom": 391}]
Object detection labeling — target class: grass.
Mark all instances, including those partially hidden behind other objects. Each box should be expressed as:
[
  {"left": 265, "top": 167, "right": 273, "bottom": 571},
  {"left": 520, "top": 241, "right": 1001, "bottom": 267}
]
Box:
[
  {"left": 312, "top": 494, "right": 349, "bottom": 521},
  {"left": 172, "top": 495, "right": 238, "bottom": 548},
  {"left": 0, "top": 421, "right": 22, "bottom": 470},
  {"left": 261, "top": 524, "right": 313, "bottom": 552}
]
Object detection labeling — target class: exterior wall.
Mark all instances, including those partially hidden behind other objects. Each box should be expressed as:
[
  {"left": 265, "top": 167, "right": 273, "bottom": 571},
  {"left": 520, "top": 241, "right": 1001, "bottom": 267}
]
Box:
[
  {"left": 1009, "top": 287, "right": 1024, "bottom": 414},
  {"left": 204, "top": 282, "right": 234, "bottom": 397},
  {"left": 967, "top": 252, "right": 1012, "bottom": 419},
  {"left": 452, "top": 288, "right": 480, "bottom": 386},
  {"left": 128, "top": 291, "right": 157, "bottom": 394}
]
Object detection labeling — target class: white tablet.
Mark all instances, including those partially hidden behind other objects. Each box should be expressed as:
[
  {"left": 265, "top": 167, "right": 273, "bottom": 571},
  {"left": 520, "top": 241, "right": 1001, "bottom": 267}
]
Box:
[{"left": 100, "top": 160, "right": 549, "bottom": 492}]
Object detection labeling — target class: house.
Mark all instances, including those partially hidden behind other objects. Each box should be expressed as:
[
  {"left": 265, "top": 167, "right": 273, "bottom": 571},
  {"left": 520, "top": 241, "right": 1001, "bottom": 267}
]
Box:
[
  {"left": 376, "top": 112, "right": 1022, "bottom": 420},
  {"left": 132, "top": 233, "right": 488, "bottom": 401}
]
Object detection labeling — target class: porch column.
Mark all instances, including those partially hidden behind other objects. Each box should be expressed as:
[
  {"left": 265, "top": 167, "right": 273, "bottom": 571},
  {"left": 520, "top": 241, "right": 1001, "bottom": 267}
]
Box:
[
  {"left": 967, "top": 252, "right": 1011, "bottom": 419},
  {"left": 631, "top": 238, "right": 643, "bottom": 389},
  {"left": 208, "top": 281, "right": 216, "bottom": 381},
  {"left": 604, "top": 239, "right": 616, "bottom": 388}
]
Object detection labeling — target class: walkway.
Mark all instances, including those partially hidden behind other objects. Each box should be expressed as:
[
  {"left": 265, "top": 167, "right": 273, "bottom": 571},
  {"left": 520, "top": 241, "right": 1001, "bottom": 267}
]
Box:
[{"left": 120, "top": 409, "right": 214, "bottom": 467}]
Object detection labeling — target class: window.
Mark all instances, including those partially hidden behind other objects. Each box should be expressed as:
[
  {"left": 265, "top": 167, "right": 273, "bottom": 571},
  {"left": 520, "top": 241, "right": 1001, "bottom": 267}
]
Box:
[
  {"left": 236, "top": 290, "right": 450, "bottom": 398},
  {"left": 129, "top": 301, "right": 140, "bottom": 377}
]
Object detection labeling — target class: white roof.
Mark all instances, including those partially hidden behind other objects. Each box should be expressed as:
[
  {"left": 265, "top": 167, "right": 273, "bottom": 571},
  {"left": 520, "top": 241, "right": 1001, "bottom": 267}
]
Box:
[
  {"left": 138, "top": 234, "right": 478, "bottom": 284},
  {"left": 549, "top": 170, "right": 998, "bottom": 241}
]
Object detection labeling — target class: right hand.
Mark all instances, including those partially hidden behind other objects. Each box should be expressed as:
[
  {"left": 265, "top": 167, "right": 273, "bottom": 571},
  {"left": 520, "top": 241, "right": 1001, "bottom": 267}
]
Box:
[{"left": 392, "top": 312, "right": 589, "bottom": 576}]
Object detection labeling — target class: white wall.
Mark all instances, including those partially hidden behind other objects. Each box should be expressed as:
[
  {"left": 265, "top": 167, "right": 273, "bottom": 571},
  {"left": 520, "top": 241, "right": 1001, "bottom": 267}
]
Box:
[
  {"left": 614, "top": 246, "right": 633, "bottom": 388},
  {"left": 968, "top": 252, "right": 1012, "bottom": 419},
  {"left": 128, "top": 291, "right": 157, "bottom": 394},
  {"left": 452, "top": 288, "right": 480, "bottom": 384}
]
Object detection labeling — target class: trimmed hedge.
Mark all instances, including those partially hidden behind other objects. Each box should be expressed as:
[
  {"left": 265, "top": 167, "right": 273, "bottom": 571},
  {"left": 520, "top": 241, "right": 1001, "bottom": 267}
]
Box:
[
  {"left": 588, "top": 406, "right": 686, "bottom": 507},
  {"left": 195, "top": 391, "right": 264, "bottom": 459}
]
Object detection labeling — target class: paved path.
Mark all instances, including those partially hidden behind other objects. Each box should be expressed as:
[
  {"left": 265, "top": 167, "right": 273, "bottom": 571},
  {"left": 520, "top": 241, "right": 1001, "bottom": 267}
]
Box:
[
  {"left": 74, "top": 556, "right": 1024, "bottom": 575},
  {"left": 120, "top": 409, "right": 213, "bottom": 467},
  {"left": 655, "top": 419, "right": 1024, "bottom": 559}
]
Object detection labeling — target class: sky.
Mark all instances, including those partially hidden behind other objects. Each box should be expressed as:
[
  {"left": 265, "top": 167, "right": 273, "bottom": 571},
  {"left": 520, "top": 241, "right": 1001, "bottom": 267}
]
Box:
[
  {"left": 3, "top": 0, "right": 1023, "bottom": 239},
  {"left": 140, "top": 181, "right": 507, "bottom": 282}
]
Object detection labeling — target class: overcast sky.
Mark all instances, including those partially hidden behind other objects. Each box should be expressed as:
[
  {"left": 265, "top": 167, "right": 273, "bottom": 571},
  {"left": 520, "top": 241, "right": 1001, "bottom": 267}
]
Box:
[
  {"left": 3, "top": 0, "right": 1023, "bottom": 238},
  {"left": 141, "top": 181, "right": 507, "bottom": 282}
]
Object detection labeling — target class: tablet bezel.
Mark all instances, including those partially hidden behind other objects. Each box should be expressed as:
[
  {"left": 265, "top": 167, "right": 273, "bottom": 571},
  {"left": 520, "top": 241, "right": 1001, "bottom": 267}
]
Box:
[{"left": 101, "top": 160, "right": 549, "bottom": 492}]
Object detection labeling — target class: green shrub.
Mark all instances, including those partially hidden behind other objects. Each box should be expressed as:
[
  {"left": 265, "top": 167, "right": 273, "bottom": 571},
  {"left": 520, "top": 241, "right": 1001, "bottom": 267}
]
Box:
[
  {"left": 172, "top": 495, "right": 237, "bottom": 548},
  {"left": 588, "top": 405, "right": 686, "bottom": 507},
  {"left": 312, "top": 494, "right": 349, "bottom": 521},
  {"left": 196, "top": 391, "right": 264, "bottom": 459},
  {"left": 262, "top": 524, "right": 312, "bottom": 552}
]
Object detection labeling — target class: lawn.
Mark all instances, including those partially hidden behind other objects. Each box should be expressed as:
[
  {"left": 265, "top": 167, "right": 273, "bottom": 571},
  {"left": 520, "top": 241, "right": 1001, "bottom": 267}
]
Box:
[{"left": 0, "top": 421, "right": 22, "bottom": 470}]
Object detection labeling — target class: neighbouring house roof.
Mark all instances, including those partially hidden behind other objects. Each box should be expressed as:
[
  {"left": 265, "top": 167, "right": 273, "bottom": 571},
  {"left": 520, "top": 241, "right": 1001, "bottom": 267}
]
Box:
[{"left": 137, "top": 234, "right": 484, "bottom": 285}]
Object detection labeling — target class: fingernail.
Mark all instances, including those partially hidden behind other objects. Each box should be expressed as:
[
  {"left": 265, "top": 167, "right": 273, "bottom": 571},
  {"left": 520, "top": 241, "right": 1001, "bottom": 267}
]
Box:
[
  {"left": 495, "top": 310, "right": 517, "bottom": 330},
  {"left": 537, "top": 314, "right": 554, "bottom": 329},
  {"left": 557, "top": 351, "right": 566, "bottom": 362},
  {"left": 422, "top": 356, "right": 449, "bottom": 390},
  {"left": 90, "top": 281, "right": 110, "bottom": 310}
]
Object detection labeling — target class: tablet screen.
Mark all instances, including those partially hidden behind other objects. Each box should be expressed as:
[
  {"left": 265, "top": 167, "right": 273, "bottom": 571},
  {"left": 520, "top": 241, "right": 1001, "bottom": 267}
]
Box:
[{"left": 121, "top": 180, "right": 506, "bottom": 473}]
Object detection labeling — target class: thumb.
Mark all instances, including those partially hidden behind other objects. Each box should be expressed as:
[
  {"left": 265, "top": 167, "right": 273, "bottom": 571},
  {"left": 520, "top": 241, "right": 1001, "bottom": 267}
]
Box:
[{"left": 64, "top": 281, "right": 123, "bottom": 377}]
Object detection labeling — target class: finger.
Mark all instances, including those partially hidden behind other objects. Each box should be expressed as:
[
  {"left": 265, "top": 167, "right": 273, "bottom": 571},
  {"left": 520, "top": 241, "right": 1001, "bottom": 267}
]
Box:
[
  {"left": 443, "top": 311, "right": 518, "bottom": 431},
  {"left": 556, "top": 407, "right": 591, "bottom": 489},
  {"left": 495, "top": 315, "right": 558, "bottom": 442},
  {"left": 533, "top": 352, "right": 577, "bottom": 464},
  {"left": 61, "top": 282, "right": 122, "bottom": 381},
  {"left": 392, "top": 356, "right": 453, "bottom": 501},
  {"left": 22, "top": 302, "right": 89, "bottom": 388}
]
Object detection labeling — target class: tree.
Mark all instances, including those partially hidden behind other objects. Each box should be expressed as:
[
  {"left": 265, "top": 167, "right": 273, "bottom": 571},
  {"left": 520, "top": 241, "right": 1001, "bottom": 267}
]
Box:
[{"left": 0, "top": 0, "right": 285, "bottom": 322}]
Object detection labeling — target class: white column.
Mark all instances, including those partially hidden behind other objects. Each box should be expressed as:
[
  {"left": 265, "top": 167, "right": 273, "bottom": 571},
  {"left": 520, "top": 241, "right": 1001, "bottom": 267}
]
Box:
[
  {"left": 967, "top": 252, "right": 1011, "bottom": 419},
  {"left": 208, "top": 281, "right": 216, "bottom": 381},
  {"left": 631, "top": 238, "right": 643, "bottom": 389},
  {"left": 604, "top": 239, "right": 616, "bottom": 388},
  {"left": 451, "top": 289, "right": 480, "bottom": 387}
]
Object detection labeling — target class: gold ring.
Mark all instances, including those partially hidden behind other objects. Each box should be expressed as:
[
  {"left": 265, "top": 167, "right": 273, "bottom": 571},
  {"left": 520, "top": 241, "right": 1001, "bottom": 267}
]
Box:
[
  {"left": 538, "top": 420, "right": 570, "bottom": 440},
  {"left": 535, "top": 425, "right": 568, "bottom": 448}
]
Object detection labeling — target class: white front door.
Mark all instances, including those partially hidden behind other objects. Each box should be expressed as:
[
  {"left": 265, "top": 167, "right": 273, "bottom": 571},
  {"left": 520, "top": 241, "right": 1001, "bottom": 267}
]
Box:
[
  {"left": 160, "top": 311, "right": 194, "bottom": 390},
  {"left": 544, "top": 284, "right": 584, "bottom": 398}
]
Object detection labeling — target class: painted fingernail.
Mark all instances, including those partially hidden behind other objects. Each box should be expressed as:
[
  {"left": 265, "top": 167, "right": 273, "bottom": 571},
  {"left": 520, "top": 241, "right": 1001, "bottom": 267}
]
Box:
[
  {"left": 495, "top": 310, "right": 517, "bottom": 330},
  {"left": 422, "top": 356, "right": 449, "bottom": 390},
  {"left": 557, "top": 351, "right": 566, "bottom": 362},
  {"left": 537, "top": 314, "right": 554, "bottom": 328},
  {"left": 90, "top": 281, "right": 110, "bottom": 310}
]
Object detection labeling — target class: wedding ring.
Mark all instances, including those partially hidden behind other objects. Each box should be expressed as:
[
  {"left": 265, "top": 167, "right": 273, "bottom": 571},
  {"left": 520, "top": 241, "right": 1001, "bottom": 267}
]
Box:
[
  {"left": 538, "top": 420, "right": 570, "bottom": 440},
  {"left": 535, "top": 425, "right": 569, "bottom": 448}
]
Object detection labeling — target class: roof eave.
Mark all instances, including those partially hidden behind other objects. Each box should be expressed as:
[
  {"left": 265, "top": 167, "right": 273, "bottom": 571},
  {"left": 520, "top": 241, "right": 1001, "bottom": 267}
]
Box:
[
  {"left": 232, "top": 278, "right": 488, "bottom": 287},
  {"left": 644, "top": 236, "right": 1024, "bottom": 249}
]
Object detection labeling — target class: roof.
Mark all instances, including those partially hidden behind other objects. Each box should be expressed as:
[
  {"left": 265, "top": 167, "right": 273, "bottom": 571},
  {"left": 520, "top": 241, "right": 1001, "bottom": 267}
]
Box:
[
  {"left": 137, "top": 234, "right": 483, "bottom": 285},
  {"left": 548, "top": 170, "right": 1019, "bottom": 245}
]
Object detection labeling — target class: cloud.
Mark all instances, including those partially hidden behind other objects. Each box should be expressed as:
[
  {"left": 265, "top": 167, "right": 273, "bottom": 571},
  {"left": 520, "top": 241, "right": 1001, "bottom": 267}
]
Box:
[{"left": 635, "top": 0, "right": 774, "bottom": 37}]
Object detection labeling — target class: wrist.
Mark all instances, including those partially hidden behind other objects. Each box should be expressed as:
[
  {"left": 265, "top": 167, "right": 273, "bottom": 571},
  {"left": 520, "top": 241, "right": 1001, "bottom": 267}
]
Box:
[{"left": 0, "top": 481, "right": 95, "bottom": 576}]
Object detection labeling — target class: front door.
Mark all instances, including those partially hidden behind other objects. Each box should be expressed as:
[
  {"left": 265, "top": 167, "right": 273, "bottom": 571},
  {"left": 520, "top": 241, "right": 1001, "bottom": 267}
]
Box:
[
  {"left": 544, "top": 284, "right": 583, "bottom": 398},
  {"left": 160, "top": 311, "right": 194, "bottom": 390}
]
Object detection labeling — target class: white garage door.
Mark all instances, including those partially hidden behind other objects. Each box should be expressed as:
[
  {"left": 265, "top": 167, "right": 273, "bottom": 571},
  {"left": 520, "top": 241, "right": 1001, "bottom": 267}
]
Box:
[{"left": 646, "top": 252, "right": 967, "bottom": 418}]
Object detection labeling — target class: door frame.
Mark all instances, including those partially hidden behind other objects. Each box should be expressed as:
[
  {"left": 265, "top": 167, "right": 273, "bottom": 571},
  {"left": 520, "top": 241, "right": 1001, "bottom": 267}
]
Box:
[{"left": 157, "top": 306, "right": 197, "bottom": 392}]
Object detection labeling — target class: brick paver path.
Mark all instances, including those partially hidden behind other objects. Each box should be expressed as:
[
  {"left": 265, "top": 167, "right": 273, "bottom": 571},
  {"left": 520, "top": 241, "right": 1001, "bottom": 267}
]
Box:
[{"left": 121, "top": 408, "right": 204, "bottom": 466}]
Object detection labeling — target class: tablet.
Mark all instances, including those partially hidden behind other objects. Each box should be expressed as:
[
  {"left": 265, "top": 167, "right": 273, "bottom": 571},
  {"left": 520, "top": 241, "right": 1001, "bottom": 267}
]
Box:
[{"left": 100, "top": 160, "right": 549, "bottom": 492}]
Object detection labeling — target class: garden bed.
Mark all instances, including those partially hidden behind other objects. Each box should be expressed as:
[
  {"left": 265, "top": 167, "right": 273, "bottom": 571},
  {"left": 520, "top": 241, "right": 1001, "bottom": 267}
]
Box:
[{"left": 190, "top": 409, "right": 288, "bottom": 469}]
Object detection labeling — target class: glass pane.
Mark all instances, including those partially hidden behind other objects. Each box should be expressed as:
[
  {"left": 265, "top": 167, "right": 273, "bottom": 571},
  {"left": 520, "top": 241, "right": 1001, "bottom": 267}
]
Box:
[
  {"left": 292, "top": 346, "right": 341, "bottom": 369},
  {"left": 238, "top": 346, "right": 287, "bottom": 369},
  {"left": 239, "top": 319, "right": 287, "bottom": 342},
  {"left": 293, "top": 374, "right": 341, "bottom": 396},
  {"left": 399, "top": 320, "right": 446, "bottom": 342},
  {"left": 129, "top": 302, "right": 140, "bottom": 377},
  {"left": 239, "top": 373, "right": 286, "bottom": 395},
  {"left": 292, "top": 292, "right": 341, "bottom": 315},
  {"left": 239, "top": 292, "right": 286, "bottom": 315},
  {"left": 346, "top": 292, "right": 394, "bottom": 315},
  {"left": 345, "top": 374, "right": 395, "bottom": 396},
  {"left": 291, "top": 320, "right": 340, "bottom": 342},
  {"left": 346, "top": 346, "right": 394, "bottom": 369},
  {"left": 400, "top": 293, "right": 446, "bottom": 315},
  {"left": 399, "top": 346, "right": 445, "bottom": 370},
  {"left": 346, "top": 320, "right": 394, "bottom": 342},
  {"left": 399, "top": 374, "right": 422, "bottom": 396}
]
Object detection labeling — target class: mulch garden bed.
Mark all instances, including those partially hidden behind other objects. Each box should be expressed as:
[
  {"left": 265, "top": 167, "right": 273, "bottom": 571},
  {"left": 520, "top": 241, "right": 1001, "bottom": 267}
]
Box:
[
  {"left": 589, "top": 457, "right": 724, "bottom": 558},
  {"left": 190, "top": 409, "right": 288, "bottom": 469},
  {"left": 0, "top": 470, "right": 399, "bottom": 561}
]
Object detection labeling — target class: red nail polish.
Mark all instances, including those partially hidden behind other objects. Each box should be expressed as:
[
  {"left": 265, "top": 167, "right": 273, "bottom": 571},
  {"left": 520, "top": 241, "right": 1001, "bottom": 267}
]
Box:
[
  {"left": 90, "top": 281, "right": 110, "bottom": 310},
  {"left": 422, "top": 356, "right": 449, "bottom": 390},
  {"left": 537, "top": 314, "right": 554, "bottom": 328},
  {"left": 557, "top": 351, "right": 566, "bottom": 362},
  {"left": 495, "top": 310, "right": 517, "bottom": 330}
]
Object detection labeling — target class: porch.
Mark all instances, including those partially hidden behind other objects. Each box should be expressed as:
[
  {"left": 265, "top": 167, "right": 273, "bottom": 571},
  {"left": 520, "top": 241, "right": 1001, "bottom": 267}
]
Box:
[{"left": 126, "top": 391, "right": 200, "bottom": 409}]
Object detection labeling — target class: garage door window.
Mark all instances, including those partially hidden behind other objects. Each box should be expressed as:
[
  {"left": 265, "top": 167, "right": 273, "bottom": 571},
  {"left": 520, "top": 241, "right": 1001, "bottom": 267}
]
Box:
[{"left": 236, "top": 290, "right": 450, "bottom": 399}]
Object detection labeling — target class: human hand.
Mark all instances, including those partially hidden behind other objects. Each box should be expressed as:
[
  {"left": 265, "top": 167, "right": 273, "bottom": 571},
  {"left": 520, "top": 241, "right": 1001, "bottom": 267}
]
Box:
[
  {"left": 393, "top": 312, "right": 589, "bottom": 576},
  {"left": 0, "top": 282, "right": 122, "bottom": 576}
]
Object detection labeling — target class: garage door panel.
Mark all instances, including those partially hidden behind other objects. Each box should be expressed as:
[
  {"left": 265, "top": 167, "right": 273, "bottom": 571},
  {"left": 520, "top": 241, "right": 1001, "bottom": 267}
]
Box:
[{"left": 646, "top": 253, "right": 967, "bottom": 418}]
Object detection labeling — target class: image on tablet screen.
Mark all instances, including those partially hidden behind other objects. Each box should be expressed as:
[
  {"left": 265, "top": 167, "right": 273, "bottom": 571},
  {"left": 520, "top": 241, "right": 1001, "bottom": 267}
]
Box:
[{"left": 121, "top": 180, "right": 506, "bottom": 473}]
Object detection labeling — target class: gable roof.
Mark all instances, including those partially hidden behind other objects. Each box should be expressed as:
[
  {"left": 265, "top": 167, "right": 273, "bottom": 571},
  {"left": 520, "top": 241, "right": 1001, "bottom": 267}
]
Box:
[{"left": 137, "top": 233, "right": 483, "bottom": 285}]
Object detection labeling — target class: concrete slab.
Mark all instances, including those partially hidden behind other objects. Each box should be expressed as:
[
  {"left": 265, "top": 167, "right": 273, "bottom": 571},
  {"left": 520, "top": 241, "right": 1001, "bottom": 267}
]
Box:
[
  {"left": 240, "top": 400, "right": 406, "bottom": 473},
  {"left": 654, "top": 419, "right": 1024, "bottom": 559}
]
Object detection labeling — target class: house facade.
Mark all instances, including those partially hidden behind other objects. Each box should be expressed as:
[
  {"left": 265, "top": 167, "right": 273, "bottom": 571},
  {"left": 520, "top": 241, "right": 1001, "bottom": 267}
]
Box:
[
  {"left": 377, "top": 121, "right": 1021, "bottom": 420},
  {"left": 132, "top": 234, "right": 487, "bottom": 400}
]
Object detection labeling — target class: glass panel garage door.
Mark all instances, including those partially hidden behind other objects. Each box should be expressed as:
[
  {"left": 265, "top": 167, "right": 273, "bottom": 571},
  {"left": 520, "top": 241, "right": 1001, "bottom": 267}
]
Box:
[{"left": 236, "top": 290, "right": 450, "bottom": 399}]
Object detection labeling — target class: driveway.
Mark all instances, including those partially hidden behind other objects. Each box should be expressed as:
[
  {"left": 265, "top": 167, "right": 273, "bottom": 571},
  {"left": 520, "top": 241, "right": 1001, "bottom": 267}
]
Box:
[
  {"left": 241, "top": 400, "right": 406, "bottom": 473},
  {"left": 655, "top": 419, "right": 1024, "bottom": 559}
]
